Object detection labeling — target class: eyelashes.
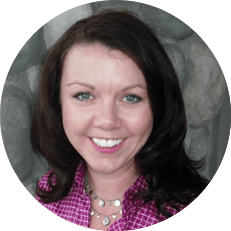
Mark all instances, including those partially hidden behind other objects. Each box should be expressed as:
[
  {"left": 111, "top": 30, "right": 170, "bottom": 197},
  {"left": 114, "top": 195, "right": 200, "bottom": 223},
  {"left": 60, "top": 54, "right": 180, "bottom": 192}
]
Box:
[
  {"left": 122, "top": 94, "right": 142, "bottom": 104},
  {"left": 74, "top": 92, "right": 142, "bottom": 104},
  {"left": 74, "top": 92, "right": 93, "bottom": 101}
]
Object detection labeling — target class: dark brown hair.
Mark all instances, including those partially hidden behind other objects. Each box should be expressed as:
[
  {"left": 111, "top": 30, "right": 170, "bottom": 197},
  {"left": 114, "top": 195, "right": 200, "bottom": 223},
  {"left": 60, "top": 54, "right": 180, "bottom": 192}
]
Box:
[{"left": 31, "top": 10, "right": 208, "bottom": 218}]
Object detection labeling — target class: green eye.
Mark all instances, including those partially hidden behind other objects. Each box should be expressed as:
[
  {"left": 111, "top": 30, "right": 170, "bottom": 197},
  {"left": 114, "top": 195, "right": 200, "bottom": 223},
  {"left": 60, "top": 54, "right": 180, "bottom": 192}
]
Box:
[
  {"left": 123, "top": 95, "right": 141, "bottom": 103},
  {"left": 76, "top": 92, "right": 93, "bottom": 101}
]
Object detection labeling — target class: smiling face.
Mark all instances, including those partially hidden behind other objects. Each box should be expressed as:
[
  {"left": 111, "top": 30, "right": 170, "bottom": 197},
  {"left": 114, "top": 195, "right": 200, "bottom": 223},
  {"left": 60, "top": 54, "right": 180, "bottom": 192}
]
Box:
[{"left": 60, "top": 44, "right": 153, "bottom": 176}]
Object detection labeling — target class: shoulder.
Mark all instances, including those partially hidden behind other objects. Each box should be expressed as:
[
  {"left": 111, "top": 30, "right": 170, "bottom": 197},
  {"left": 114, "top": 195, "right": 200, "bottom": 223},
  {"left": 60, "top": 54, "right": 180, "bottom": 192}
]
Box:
[
  {"left": 35, "top": 170, "right": 60, "bottom": 212},
  {"left": 158, "top": 202, "right": 187, "bottom": 222},
  {"left": 35, "top": 166, "right": 91, "bottom": 225},
  {"left": 37, "top": 170, "right": 56, "bottom": 193},
  {"left": 37, "top": 161, "right": 86, "bottom": 193}
]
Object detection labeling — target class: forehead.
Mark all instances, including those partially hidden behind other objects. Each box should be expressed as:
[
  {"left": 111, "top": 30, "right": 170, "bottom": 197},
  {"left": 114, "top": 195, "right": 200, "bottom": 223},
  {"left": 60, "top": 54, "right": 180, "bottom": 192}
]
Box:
[{"left": 62, "top": 43, "right": 147, "bottom": 87}]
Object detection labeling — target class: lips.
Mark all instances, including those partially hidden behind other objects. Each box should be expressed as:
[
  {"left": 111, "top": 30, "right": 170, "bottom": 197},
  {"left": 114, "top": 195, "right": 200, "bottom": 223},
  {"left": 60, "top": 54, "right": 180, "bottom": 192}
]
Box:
[{"left": 89, "top": 138, "right": 126, "bottom": 154}]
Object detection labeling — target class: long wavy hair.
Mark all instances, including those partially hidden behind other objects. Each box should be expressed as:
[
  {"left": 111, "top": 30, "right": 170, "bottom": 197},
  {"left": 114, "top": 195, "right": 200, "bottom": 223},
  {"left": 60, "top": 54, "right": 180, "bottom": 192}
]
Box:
[{"left": 31, "top": 10, "right": 208, "bottom": 218}]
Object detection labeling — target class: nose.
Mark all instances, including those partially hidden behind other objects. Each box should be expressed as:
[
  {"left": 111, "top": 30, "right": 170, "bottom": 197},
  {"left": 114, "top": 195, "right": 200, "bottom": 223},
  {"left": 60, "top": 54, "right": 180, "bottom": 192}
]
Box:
[{"left": 94, "top": 100, "right": 121, "bottom": 130}]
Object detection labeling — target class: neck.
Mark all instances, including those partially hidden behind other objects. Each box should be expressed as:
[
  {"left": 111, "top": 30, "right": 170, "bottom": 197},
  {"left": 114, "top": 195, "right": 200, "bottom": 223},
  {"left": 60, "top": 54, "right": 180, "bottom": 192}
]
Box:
[{"left": 86, "top": 162, "right": 139, "bottom": 200}]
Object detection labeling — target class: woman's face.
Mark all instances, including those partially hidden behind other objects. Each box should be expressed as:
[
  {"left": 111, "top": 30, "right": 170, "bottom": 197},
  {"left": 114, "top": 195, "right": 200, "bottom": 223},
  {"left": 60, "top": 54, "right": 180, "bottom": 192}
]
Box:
[{"left": 60, "top": 44, "right": 153, "bottom": 176}]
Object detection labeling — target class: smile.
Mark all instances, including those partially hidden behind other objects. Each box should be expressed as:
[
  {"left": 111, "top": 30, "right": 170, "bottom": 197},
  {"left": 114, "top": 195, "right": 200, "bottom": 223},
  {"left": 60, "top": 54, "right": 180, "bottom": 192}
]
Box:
[
  {"left": 89, "top": 138, "right": 126, "bottom": 154},
  {"left": 91, "top": 138, "right": 124, "bottom": 148}
]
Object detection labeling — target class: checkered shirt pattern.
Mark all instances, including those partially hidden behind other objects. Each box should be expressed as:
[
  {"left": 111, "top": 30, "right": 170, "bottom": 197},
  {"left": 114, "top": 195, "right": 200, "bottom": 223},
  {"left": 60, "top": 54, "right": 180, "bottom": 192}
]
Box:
[{"left": 36, "top": 162, "right": 186, "bottom": 230}]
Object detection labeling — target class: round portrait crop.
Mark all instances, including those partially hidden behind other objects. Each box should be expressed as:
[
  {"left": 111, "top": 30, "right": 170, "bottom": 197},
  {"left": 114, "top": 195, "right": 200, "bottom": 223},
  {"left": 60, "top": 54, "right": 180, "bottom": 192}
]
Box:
[{"left": 1, "top": 2, "right": 230, "bottom": 231}]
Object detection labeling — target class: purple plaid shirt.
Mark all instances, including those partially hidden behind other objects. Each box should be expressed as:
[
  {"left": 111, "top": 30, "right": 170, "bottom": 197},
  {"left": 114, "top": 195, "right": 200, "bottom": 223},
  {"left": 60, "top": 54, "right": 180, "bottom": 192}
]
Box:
[{"left": 36, "top": 162, "right": 186, "bottom": 230}]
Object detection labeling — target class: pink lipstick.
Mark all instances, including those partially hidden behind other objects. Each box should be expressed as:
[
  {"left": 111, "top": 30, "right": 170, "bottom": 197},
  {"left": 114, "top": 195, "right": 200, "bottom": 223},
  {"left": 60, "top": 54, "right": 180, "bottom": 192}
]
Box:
[{"left": 89, "top": 138, "right": 126, "bottom": 154}]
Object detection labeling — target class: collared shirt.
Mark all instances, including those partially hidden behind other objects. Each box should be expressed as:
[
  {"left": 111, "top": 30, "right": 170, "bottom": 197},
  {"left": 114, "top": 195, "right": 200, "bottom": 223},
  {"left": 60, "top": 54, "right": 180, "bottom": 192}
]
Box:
[{"left": 36, "top": 162, "right": 186, "bottom": 230}]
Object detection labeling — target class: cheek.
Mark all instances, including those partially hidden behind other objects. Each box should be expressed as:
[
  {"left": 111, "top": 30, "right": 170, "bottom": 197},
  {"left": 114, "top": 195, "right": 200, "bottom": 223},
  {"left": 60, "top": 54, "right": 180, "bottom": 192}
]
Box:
[
  {"left": 125, "top": 107, "right": 153, "bottom": 136},
  {"left": 62, "top": 105, "right": 91, "bottom": 136}
]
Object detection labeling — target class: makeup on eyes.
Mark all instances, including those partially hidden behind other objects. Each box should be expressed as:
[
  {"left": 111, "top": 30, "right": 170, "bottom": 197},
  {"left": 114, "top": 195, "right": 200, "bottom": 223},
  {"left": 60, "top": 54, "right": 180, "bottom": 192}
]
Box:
[
  {"left": 73, "top": 92, "right": 142, "bottom": 104},
  {"left": 122, "top": 94, "right": 142, "bottom": 104},
  {"left": 74, "top": 92, "right": 93, "bottom": 101}
]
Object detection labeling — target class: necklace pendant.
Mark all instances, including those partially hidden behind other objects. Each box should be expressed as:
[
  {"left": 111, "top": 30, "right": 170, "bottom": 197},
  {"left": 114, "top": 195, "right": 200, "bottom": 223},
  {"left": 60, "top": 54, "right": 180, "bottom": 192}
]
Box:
[
  {"left": 90, "top": 210, "right": 95, "bottom": 216},
  {"left": 114, "top": 199, "right": 121, "bottom": 207},
  {"left": 102, "top": 216, "right": 110, "bottom": 226},
  {"left": 99, "top": 199, "right": 105, "bottom": 207}
]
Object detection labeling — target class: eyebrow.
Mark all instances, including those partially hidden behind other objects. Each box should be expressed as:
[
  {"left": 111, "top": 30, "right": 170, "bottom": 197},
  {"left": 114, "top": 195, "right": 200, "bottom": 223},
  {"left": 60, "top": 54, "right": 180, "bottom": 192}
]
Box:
[
  {"left": 68, "top": 81, "right": 95, "bottom": 90},
  {"left": 68, "top": 81, "right": 147, "bottom": 91}
]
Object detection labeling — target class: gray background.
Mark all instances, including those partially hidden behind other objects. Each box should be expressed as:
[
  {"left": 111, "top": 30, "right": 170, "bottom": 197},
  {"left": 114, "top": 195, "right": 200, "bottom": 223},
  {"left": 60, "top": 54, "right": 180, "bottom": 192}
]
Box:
[{"left": 1, "top": 0, "right": 230, "bottom": 197}]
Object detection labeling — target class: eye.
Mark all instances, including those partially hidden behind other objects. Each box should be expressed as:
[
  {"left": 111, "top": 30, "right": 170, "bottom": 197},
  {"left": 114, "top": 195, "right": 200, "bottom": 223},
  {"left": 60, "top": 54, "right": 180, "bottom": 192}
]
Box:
[
  {"left": 75, "top": 92, "right": 93, "bottom": 101},
  {"left": 123, "top": 94, "right": 141, "bottom": 104}
]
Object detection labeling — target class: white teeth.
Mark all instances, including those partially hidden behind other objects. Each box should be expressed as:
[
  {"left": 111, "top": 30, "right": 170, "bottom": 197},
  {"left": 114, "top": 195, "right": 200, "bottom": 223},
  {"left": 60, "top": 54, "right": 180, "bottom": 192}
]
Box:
[
  {"left": 107, "top": 140, "right": 114, "bottom": 147},
  {"left": 92, "top": 138, "right": 123, "bottom": 148}
]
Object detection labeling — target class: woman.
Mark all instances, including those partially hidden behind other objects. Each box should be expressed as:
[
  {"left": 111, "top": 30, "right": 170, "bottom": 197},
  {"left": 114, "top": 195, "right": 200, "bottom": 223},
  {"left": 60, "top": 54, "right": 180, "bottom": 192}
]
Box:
[{"left": 32, "top": 10, "right": 208, "bottom": 230}]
